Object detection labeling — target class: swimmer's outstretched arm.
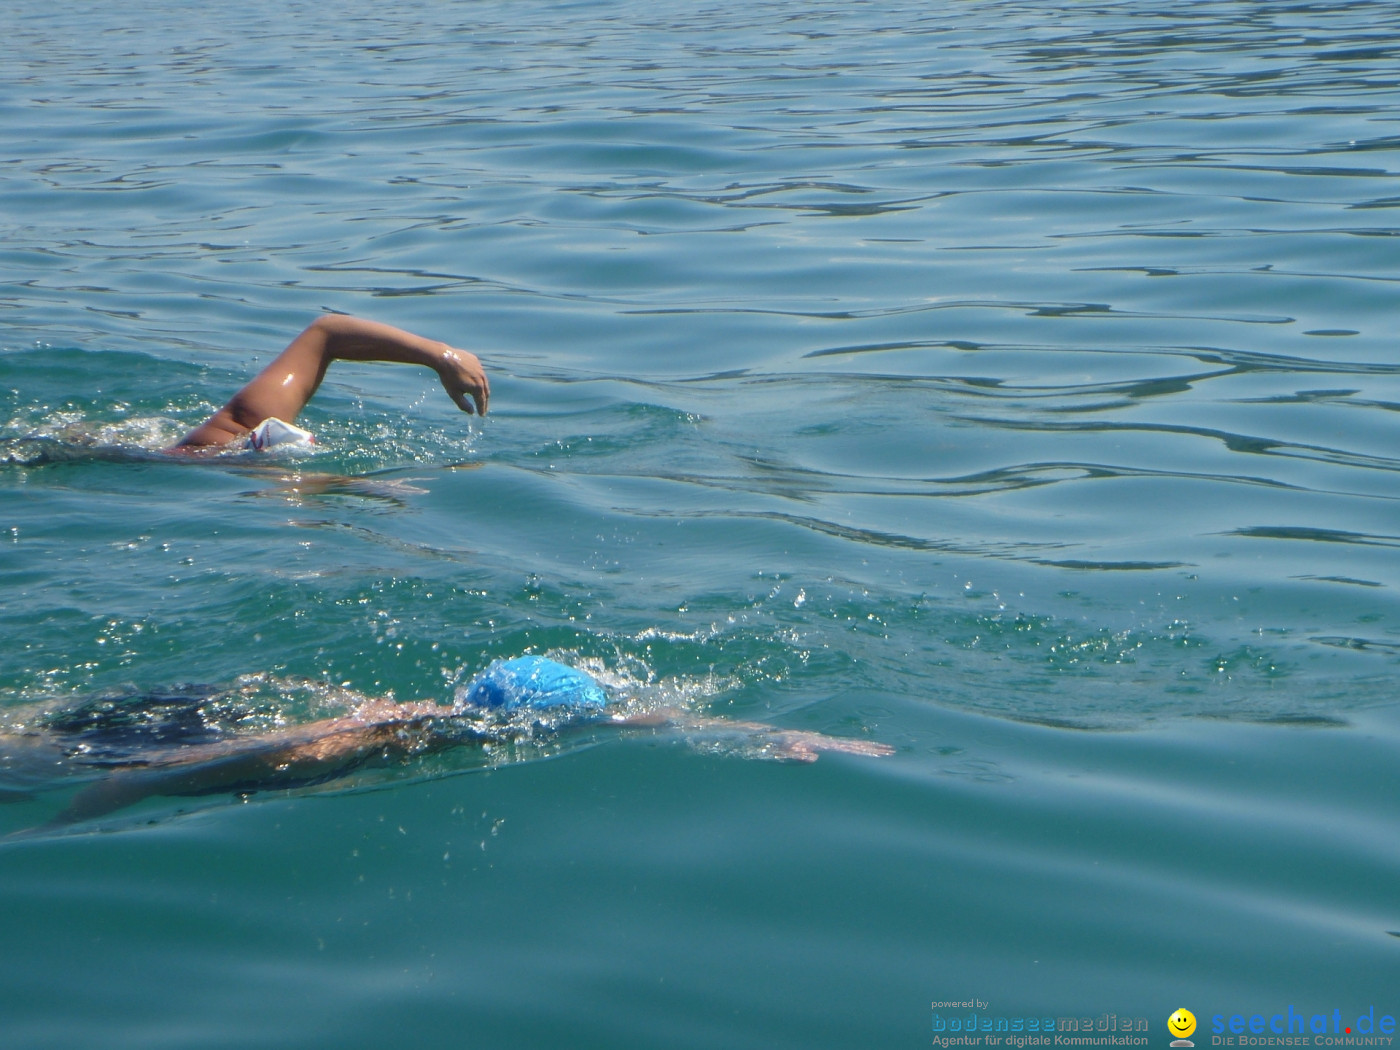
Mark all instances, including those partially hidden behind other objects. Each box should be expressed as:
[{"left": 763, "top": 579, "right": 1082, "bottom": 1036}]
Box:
[
  {"left": 608, "top": 711, "right": 894, "bottom": 763},
  {"left": 175, "top": 314, "right": 489, "bottom": 449}
]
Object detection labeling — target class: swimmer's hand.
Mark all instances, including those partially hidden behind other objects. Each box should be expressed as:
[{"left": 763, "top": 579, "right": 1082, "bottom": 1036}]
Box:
[
  {"left": 614, "top": 711, "right": 893, "bottom": 763},
  {"left": 755, "top": 729, "right": 895, "bottom": 763},
  {"left": 436, "top": 346, "right": 489, "bottom": 416}
]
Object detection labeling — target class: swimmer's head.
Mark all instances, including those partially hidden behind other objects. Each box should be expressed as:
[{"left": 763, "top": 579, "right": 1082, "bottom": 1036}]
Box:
[{"left": 460, "top": 656, "right": 607, "bottom": 713}]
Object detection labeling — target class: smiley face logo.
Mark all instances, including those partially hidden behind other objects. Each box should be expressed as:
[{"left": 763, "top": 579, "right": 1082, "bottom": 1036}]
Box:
[{"left": 1169, "top": 1009, "right": 1197, "bottom": 1040}]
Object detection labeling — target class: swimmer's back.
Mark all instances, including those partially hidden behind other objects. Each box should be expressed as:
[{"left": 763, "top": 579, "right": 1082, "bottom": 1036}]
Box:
[{"left": 41, "top": 688, "right": 256, "bottom": 764}]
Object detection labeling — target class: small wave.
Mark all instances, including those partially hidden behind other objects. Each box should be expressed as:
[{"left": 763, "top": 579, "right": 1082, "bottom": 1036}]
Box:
[{"left": 0, "top": 416, "right": 187, "bottom": 465}]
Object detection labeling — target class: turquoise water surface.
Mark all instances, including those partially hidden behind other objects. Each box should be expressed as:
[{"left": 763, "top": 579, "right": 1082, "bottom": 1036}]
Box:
[{"left": 2, "top": 1, "right": 1398, "bottom": 1047}]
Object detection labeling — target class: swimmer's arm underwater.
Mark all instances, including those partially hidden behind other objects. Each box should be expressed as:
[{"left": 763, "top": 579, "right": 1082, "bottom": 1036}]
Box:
[
  {"left": 175, "top": 314, "right": 489, "bottom": 449},
  {"left": 607, "top": 710, "right": 894, "bottom": 763},
  {"left": 41, "top": 704, "right": 463, "bottom": 830}
]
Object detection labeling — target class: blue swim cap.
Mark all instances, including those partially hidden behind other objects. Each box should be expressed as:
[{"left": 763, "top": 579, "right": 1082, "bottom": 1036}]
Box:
[{"left": 462, "top": 656, "right": 608, "bottom": 713}]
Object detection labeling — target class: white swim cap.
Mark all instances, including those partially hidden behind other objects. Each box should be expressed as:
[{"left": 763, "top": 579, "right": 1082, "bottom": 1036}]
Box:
[{"left": 244, "top": 417, "right": 314, "bottom": 451}]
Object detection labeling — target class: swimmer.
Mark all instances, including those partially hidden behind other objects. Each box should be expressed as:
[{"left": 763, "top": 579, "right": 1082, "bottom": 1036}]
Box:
[
  {"left": 174, "top": 314, "right": 489, "bottom": 450},
  {"left": 2, "top": 657, "right": 892, "bottom": 833}
]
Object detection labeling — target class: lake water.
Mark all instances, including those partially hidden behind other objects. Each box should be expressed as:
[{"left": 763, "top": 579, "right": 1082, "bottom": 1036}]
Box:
[{"left": 1, "top": 0, "right": 1398, "bottom": 1046}]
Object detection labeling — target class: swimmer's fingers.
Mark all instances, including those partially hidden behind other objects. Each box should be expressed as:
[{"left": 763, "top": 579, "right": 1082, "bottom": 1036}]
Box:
[
  {"left": 626, "top": 713, "right": 891, "bottom": 762},
  {"left": 436, "top": 348, "right": 489, "bottom": 416},
  {"left": 764, "top": 730, "right": 894, "bottom": 762}
]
